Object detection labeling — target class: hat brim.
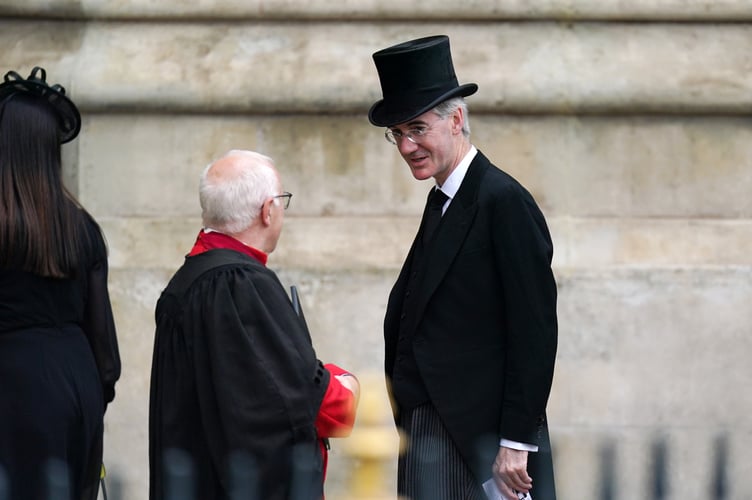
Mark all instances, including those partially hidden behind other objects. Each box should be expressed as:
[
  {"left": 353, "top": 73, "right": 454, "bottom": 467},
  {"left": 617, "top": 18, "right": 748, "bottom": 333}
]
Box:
[
  {"left": 0, "top": 79, "right": 81, "bottom": 143},
  {"left": 368, "top": 83, "right": 477, "bottom": 128}
]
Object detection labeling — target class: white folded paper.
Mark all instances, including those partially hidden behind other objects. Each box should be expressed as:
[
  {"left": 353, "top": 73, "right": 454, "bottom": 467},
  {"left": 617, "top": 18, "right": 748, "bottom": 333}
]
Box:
[{"left": 482, "top": 479, "right": 532, "bottom": 500}]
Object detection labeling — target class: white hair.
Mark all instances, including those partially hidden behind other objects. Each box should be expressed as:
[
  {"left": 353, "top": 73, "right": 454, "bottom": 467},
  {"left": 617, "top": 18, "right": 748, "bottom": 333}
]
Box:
[
  {"left": 433, "top": 97, "right": 471, "bottom": 138},
  {"left": 199, "top": 149, "right": 279, "bottom": 234}
]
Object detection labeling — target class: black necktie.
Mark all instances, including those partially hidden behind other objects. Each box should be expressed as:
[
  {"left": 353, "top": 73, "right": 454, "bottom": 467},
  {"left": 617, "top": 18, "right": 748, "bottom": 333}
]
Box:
[{"left": 422, "top": 188, "right": 449, "bottom": 245}]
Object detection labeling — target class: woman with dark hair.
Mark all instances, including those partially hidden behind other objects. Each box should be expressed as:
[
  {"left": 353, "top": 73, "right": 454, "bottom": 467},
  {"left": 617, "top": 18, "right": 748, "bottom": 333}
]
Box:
[{"left": 0, "top": 67, "right": 121, "bottom": 500}]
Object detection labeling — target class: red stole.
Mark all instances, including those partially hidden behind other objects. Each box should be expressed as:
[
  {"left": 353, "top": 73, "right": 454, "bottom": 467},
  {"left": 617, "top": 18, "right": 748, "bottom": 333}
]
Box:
[{"left": 188, "top": 229, "right": 268, "bottom": 266}]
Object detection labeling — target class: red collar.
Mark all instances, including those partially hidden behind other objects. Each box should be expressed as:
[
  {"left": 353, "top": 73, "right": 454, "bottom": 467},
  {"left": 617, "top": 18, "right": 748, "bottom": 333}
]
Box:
[{"left": 188, "top": 230, "right": 268, "bottom": 265}]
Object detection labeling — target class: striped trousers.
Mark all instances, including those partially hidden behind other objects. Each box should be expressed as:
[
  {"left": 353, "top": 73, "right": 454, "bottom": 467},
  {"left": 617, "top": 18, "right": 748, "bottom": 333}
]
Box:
[{"left": 398, "top": 403, "right": 487, "bottom": 500}]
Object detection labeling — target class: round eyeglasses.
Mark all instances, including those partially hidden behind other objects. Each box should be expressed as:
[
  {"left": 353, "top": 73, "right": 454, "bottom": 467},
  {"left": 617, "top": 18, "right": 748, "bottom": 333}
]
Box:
[
  {"left": 272, "top": 192, "right": 292, "bottom": 210},
  {"left": 384, "top": 116, "right": 445, "bottom": 145}
]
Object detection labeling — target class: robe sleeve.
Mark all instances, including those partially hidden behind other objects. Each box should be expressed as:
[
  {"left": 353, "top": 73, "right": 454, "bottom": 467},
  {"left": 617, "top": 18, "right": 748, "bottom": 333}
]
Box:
[{"left": 316, "top": 363, "right": 358, "bottom": 438}]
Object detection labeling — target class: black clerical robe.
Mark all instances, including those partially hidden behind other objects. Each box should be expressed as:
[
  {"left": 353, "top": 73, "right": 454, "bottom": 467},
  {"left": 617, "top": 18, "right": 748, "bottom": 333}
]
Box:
[{"left": 149, "top": 249, "right": 330, "bottom": 500}]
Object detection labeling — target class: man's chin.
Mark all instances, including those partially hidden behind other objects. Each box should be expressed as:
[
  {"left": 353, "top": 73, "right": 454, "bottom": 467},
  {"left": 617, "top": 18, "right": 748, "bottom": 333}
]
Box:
[{"left": 409, "top": 167, "right": 434, "bottom": 181}]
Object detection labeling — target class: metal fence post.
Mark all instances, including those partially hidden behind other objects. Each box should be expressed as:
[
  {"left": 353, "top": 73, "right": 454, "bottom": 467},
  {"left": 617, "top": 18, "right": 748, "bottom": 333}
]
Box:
[
  {"left": 649, "top": 436, "right": 669, "bottom": 500},
  {"left": 45, "top": 458, "right": 70, "bottom": 500},
  {"left": 597, "top": 439, "right": 617, "bottom": 500},
  {"left": 228, "top": 450, "right": 258, "bottom": 500},
  {"left": 163, "top": 448, "right": 195, "bottom": 500},
  {"left": 711, "top": 433, "right": 729, "bottom": 500},
  {"left": 289, "top": 444, "right": 318, "bottom": 500},
  {"left": 102, "top": 468, "right": 125, "bottom": 500},
  {"left": 338, "top": 375, "right": 399, "bottom": 500},
  {"left": 0, "top": 464, "right": 7, "bottom": 500}
]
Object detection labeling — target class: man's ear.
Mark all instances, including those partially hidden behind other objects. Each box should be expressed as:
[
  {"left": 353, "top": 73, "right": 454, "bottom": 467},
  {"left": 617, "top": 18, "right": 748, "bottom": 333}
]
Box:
[
  {"left": 451, "top": 107, "right": 464, "bottom": 135},
  {"left": 260, "top": 198, "right": 274, "bottom": 227}
]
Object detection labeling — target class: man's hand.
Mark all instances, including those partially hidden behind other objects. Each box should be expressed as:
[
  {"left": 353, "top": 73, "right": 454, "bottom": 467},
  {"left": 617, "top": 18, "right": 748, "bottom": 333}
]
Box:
[{"left": 492, "top": 446, "right": 532, "bottom": 498}]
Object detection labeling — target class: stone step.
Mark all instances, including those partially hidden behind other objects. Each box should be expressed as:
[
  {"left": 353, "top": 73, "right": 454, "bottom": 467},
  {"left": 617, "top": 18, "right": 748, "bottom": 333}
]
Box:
[{"left": 3, "top": 21, "right": 752, "bottom": 113}]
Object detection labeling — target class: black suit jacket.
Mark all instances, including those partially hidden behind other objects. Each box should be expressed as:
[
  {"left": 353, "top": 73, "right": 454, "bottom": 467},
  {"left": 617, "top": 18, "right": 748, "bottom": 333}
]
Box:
[{"left": 384, "top": 150, "right": 558, "bottom": 495}]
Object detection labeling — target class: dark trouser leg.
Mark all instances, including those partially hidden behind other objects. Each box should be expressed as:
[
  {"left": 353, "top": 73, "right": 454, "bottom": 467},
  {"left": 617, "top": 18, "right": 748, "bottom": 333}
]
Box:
[{"left": 398, "top": 403, "right": 486, "bottom": 500}]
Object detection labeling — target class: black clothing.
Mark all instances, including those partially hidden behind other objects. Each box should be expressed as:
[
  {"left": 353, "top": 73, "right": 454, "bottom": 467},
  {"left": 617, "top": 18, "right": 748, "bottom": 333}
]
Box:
[
  {"left": 149, "top": 249, "right": 330, "bottom": 500},
  {"left": 385, "top": 151, "right": 558, "bottom": 497},
  {"left": 0, "top": 215, "right": 121, "bottom": 500}
]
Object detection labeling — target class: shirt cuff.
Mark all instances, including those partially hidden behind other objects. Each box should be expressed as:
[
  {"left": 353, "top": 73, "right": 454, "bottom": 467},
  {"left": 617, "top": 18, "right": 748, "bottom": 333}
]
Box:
[{"left": 499, "top": 439, "right": 539, "bottom": 453}]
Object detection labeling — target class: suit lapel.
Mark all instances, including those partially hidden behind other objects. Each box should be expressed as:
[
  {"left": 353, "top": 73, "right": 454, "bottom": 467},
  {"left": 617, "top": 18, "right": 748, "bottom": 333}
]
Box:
[{"left": 411, "top": 153, "right": 490, "bottom": 325}]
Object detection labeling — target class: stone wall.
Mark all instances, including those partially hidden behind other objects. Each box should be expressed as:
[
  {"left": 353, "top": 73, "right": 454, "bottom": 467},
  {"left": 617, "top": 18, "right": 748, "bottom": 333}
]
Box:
[{"left": 2, "top": 2, "right": 751, "bottom": 498}]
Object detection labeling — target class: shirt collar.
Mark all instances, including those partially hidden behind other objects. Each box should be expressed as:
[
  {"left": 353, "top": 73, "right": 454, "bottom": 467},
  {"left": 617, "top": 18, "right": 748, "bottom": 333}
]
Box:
[{"left": 436, "top": 145, "right": 477, "bottom": 199}]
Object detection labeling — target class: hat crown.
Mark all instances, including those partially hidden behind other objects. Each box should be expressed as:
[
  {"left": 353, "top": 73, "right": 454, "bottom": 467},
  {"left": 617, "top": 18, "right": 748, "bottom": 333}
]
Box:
[
  {"left": 369, "top": 35, "right": 477, "bottom": 128},
  {"left": 374, "top": 35, "right": 458, "bottom": 94}
]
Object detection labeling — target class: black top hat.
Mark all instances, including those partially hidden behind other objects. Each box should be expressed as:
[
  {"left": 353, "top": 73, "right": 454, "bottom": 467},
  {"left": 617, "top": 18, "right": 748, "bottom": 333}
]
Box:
[
  {"left": 368, "top": 35, "right": 478, "bottom": 128},
  {"left": 0, "top": 66, "right": 81, "bottom": 143}
]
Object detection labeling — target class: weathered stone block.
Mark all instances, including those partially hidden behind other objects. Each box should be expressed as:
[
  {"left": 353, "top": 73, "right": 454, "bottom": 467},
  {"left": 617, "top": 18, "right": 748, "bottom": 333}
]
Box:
[
  {"left": 3, "top": 21, "right": 752, "bottom": 113},
  {"left": 552, "top": 267, "right": 752, "bottom": 428},
  {"left": 76, "top": 115, "right": 752, "bottom": 220}
]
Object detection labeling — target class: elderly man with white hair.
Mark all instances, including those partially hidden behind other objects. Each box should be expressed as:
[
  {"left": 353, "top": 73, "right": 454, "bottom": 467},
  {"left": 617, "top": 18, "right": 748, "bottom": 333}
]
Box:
[{"left": 149, "top": 150, "right": 358, "bottom": 500}]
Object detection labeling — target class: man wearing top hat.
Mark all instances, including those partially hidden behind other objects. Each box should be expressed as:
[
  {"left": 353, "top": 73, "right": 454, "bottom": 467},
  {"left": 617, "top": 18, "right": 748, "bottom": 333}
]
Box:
[{"left": 369, "top": 35, "right": 558, "bottom": 499}]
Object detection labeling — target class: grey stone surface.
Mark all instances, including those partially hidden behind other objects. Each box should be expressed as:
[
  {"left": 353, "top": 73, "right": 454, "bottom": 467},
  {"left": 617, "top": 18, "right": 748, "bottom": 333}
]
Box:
[
  {"left": 2, "top": 21, "right": 752, "bottom": 113},
  {"left": 78, "top": 115, "right": 752, "bottom": 220},
  {"left": 99, "top": 214, "right": 752, "bottom": 274}
]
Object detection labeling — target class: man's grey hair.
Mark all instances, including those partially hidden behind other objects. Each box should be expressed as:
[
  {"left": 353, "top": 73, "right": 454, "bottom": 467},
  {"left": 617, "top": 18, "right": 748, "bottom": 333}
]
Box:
[
  {"left": 199, "top": 149, "right": 279, "bottom": 234},
  {"left": 433, "top": 97, "right": 471, "bottom": 138}
]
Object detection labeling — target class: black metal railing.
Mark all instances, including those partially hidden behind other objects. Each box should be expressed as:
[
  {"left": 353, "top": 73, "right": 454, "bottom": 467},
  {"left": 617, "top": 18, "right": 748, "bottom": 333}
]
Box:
[{"left": 0, "top": 432, "right": 733, "bottom": 500}]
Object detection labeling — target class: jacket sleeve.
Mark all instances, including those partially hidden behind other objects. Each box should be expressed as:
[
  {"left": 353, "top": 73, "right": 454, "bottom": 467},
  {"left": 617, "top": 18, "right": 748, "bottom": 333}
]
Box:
[{"left": 492, "top": 181, "right": 558, "bottom": 445}]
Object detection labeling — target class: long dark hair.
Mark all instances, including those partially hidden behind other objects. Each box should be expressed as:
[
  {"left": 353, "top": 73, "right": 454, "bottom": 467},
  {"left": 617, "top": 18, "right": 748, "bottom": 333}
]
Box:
[{"left": 0, "top": 94, "right": 98, "bottom": 278}]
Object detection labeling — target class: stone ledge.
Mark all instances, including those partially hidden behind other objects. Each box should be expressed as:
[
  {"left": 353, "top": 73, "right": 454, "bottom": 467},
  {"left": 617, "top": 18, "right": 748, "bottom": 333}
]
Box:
[
  {"left": 98, "top": 216, "right": 752, "bottom": 271},
  {"left": 4, "top": 0, "right": 752, "bottom": 21},
  {"left": 551, "top": 217, "right": 752, "bottom": 269},
  {"left": 74, "top": 114, "right": 752, "bottom": 219},
  {"left": 3, "top": 21, "right": 752, "bottom": 114}
]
